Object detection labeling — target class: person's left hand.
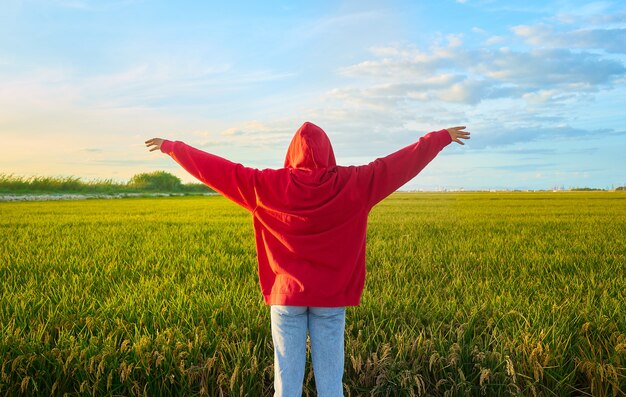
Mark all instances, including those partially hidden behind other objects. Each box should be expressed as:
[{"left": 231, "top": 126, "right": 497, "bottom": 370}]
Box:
[
  {"left": 445, "top": 126, "right": 471, "bottom": 145},
  {"left": 145, "top": 138, "right": 165, "bottom": 152}
]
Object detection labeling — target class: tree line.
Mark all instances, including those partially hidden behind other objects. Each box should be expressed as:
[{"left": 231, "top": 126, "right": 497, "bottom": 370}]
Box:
[{"left": 0, "top": 172, "right": 214, "bottom": 194}]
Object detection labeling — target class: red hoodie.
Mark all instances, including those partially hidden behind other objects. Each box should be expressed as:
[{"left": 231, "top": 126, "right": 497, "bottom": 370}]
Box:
[{"left": 160, "top": 122, "right": 451, "bottom": 307}]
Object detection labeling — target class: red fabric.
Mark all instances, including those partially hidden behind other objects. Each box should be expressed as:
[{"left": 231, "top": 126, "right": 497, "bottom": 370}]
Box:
[{"left": 160, "top": 122, "right": 452, "bottom": 306}]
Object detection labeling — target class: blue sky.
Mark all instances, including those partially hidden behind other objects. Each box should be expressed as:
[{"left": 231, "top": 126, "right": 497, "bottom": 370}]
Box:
[{"left": 1, "top": 0, "right": 625, "bottom": 190}]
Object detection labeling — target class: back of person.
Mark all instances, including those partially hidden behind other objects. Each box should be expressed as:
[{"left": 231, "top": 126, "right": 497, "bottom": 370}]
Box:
[
  {"left": 146, "top": 122, "right": 469, "bottom": 396},
  {"left": 252, "top": 122, "right": 372, "bottom": 307}
]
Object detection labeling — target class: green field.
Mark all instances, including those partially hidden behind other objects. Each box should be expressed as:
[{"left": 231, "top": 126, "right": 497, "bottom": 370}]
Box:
[{"left": 1, "top": 192, "right": 624, "bottom": 396}]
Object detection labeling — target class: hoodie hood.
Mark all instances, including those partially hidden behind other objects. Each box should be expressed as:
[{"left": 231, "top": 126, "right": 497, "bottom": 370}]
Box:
[{"left": 284, "top": 122, "right": 337, "bottom": 169}]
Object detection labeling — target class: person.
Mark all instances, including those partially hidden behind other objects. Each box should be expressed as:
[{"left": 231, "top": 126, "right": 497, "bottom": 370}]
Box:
[{"left": 145, "top": 122, "right": 470, "bottom": 396}]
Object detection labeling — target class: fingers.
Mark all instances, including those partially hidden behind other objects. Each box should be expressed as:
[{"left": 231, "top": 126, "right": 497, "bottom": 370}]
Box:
[
  {"left": 456, "top": 134, "right": 470, "bottom": 144},
  {"left": 445, "top": 126, "right": 470, "bottom": 144},
  {"left": 145, "top": 137, "right": 163, "bottom": 153},
  {"left": 145, "top": 138, "right": 164, "bottom": 152},
  {"left": 145, "top": 138, "right": 162, "bottom": 145},
  {"left": 447, "top": 127, "right": 470, "bottom": 145},
  {"left": 451, "top": 132, "right": 470, "bottom": 139},
  {"left": 446, "top": 126, "right": 466, "bottom": 133}
]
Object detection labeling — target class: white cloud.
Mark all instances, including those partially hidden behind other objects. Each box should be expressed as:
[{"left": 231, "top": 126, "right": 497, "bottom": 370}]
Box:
[
  {"left": 204, "top": 120, "right": 295, "bottom": 149},
  {"left": 587, "top": 11, "right": 626, "bottom": 26},
  {"left": 477, "top": 48, "right": 625, "bottom": 88},
  {"left": 513, "top": 24, "right": 626, "bottom": 53},
  {"left": 0, "top": 60, "right": 297, "bottom": 113},
  {"left": 554, "top": 2, "right": 616, "bottom": 25},
  {"left": 0, "top": 67, "right": 80, "bottom": 110},
  {"left": 319, "top": 22, "right": 626, "bottom": 151},
  {"left": 447, "top": 34, "right": 464, "bottom": 48},
  {"left": 220, "top": 127, "right": 245, "bottom": 137},
  {"left": 522, "top": 89, "right": 573, "bottom": 104},
  {"left": 485, "top": 35, "right": 506, "bottom": 45},
  {"left": 336, "top": 43, "right": 624, "bottom": 107}
]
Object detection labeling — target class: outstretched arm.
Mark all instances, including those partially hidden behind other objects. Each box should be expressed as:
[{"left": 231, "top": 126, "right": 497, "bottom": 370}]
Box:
[
  {"left": 145, "top": 138, "right": 258, "bottom": 211},
  {"left": 357, "top": 126, "right": 470, "bottom": 208}
]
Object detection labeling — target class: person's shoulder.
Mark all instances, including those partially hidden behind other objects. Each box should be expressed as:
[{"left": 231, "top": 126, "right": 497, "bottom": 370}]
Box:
[
  {"left": 336, "top": 164, "right": 367, "bottom": 174},
  {"left": 259, "top": 167, "right": 288, "bottom": 173},
  {"left": 256, "top": 167, "right": 290, "bottom": 179}
]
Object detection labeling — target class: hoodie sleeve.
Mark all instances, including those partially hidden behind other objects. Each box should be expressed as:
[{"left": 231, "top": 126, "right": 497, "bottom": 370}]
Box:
[
  {"left": 356, "top": 129, "right": 452, "bottom": 208},
  {"left": 160, "top": 140, "right": 257, "bottom": 211}
]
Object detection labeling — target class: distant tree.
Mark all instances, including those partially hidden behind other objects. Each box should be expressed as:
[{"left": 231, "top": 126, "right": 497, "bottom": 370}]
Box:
[
  {"left": 617, "top": 186, "right": 626, "bottom": 191},
  {"left": 570, "top": 187, "right": 604, "bottom": 191},
  {"left": 182, "top": 182, "right": 214, "bottom": 193},
  {"left": 128, "top": 171, "right": 182, "bottom": 191}
]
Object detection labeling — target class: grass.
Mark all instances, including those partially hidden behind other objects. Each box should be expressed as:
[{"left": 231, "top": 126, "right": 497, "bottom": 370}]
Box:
[
  {"left": 0, "top": 192, "right": 624, "bottom": 395},
  {"left": 0, "top": 173, "right": 212, "bottom": 195}
]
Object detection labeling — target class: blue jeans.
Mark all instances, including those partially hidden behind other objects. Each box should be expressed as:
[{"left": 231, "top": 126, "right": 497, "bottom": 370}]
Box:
[{"left": 270, "top": 305, "right": 345, "bottom": 397}]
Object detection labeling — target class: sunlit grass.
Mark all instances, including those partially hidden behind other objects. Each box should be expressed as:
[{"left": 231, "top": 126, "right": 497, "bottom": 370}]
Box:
[
  {"left": 1, "top": 192, "right": 624, "bottom": 395},
  {"left": 0, "top": 173, "right": 212, "bottom": 194}
]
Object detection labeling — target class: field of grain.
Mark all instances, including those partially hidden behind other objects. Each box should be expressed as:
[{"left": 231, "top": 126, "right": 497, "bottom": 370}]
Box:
[{"left": 1, "top": 192, "right": 624, "bottom": 396}]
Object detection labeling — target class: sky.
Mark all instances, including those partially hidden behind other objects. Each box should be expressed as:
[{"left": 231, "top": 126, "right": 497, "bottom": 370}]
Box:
[{"left": 1, "top": 0, "right": 625, "bottom": 191}]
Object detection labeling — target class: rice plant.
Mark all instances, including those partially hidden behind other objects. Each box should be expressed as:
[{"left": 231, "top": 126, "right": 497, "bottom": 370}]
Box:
[{"left": 0, "top": 192, "right": 624, "bottom": 395}]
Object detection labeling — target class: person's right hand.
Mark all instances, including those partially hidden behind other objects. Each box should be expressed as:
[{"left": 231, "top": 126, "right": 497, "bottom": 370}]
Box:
[
  {"left": 145, "top": 138, "right": 165, "bottom": 152},
  {"left": 446, "top": 126, "right": 471, "bottom": 145}
]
